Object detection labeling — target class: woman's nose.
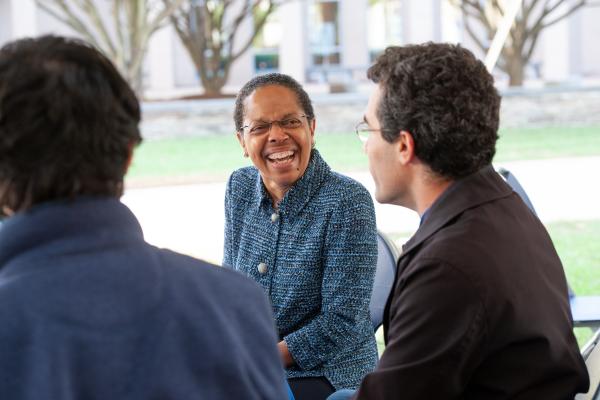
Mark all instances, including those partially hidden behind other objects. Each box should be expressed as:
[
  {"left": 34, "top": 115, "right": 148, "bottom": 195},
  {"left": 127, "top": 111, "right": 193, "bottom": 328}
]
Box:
[{"left": 268, "top": 122, "right": 288, "bottom": 142}]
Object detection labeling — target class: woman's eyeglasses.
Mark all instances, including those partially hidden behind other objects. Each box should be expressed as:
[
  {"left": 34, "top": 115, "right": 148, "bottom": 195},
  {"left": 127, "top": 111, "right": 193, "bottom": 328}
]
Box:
[{"left": 242, "top": 115, "right": 308, "bottom": 136}]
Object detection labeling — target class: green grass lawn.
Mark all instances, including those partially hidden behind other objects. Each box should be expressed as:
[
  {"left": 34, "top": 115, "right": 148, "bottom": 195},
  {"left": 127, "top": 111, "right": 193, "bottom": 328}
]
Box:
[
  {"left": 549, "top": 220, "right": 600, "bottom": 296},
  {"left": 548, "top": 220, "right": 600, "bottom": 347},
  {"left": 127, "top": 125, "right": 600, "bottom": 184},
  {"left": 496, "top": 126, "right": 600, "bottom": 161}
]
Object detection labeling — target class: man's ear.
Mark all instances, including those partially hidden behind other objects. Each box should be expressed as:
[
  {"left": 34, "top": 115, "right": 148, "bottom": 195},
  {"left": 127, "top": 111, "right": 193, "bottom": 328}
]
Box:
[{"left": 397, "top": 130, "right": 416, "bottom": 165}]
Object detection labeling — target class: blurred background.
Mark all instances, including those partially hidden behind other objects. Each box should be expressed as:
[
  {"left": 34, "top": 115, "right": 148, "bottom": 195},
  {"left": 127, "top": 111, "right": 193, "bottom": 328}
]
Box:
[
  {"left": 1, "top": 0, "right": 599, "bottom": 343},
  {"left": 3, "top": 1, "right": 600, "bottom": 98}
]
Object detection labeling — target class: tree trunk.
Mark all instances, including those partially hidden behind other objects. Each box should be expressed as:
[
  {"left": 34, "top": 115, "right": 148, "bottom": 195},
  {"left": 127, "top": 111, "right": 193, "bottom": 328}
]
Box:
[
  {"left": 201, "top": 82, "right": 225, "bottom": 97},
  {"left": 200, "top": 72, "right": 228, "bottom": 97},
  {"left": 506, "top": 54, "right": 525, "bottom": 86}
]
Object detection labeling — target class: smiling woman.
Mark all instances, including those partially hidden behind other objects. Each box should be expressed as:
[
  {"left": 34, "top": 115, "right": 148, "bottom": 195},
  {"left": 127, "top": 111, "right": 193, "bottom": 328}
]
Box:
[
  {"left": 236, "top": 84, "right": 315, "bottom": 204},
  {"left": 223, "top": 73, "right": 379, "bottom": 400}
]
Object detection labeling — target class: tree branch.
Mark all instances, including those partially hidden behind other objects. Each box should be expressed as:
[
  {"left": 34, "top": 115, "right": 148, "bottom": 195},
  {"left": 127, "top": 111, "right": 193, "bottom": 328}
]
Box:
[
  {"left": 231, "top": 0, "right": 274, "bottom": 62},
  {"left": 35, "top": 0, "right": 101, "bottom": 49},
  {"left": 541, "top": 0, "right": 586, "bottom": 28},
  {"left": 80, "top": 0, "right": 118, "bottom": 57}
]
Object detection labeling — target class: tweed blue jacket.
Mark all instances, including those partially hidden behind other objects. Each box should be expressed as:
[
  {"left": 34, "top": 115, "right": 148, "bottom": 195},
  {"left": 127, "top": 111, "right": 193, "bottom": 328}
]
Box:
[{"left": 223, "top": 150, "right": 378, "bottom": 389}]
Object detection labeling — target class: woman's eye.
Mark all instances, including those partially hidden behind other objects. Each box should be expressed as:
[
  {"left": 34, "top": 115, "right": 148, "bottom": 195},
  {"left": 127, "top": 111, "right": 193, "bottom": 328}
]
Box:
[
  {"left": 250, "top": 125, "right": 269, "bottom": 134},
  {"left": 281, "top": 119, "right": 301, "bottom": 128}
]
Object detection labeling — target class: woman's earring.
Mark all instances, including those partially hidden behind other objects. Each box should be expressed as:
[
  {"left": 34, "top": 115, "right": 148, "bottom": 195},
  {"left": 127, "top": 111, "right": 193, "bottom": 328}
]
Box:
[{"left": 243, "top": 151, "right": 249, "bottom": 158}]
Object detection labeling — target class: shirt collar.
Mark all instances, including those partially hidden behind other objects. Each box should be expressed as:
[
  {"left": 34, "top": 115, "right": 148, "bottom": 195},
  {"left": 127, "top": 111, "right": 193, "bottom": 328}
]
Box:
[
  {"left": 419, "top": 181, "right": 458, "bottom": 226},
  {"left": 419, "top": 208, "right": 431, "bottom": 226}
]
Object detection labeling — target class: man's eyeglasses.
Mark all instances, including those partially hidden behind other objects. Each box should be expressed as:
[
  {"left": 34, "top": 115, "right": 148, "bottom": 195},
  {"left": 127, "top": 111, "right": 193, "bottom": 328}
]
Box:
[
  {"left": 242, "top": 115, "right": 308, "bottom": 136},
  {"left": 355, "top": 121, "right": 382, "bottom": 143}
]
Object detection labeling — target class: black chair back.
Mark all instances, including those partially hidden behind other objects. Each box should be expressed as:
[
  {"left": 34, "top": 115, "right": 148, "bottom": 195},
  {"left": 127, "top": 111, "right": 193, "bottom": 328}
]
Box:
[
  {"left": 370, "top": 231, "right": 400, "bottom": 331},
  {"left": 497, "top": 167, "right": 538, "bottom": 216}
]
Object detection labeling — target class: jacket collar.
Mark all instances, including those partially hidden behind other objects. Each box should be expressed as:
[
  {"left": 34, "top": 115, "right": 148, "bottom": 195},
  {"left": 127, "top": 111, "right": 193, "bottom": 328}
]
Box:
[
  {"left": 400, "top": 165, "right": 513, "bottom": 257},
  {"left": 253, "top": 149, "right": 330, "bottom": 216},
  {"left": 0, "top": 197, "right": 143, "bottom": 271}
]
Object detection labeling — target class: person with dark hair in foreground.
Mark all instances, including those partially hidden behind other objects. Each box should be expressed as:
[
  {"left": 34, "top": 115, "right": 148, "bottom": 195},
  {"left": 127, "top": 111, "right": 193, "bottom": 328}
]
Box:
[
  {"left": 224, "top": 73, "right": 378, "bottom": 400},
  {"left": 0, "top": 35, "right": 287, "bottom": 400},
  {"left": 329, "top": 43, "right": 589, "bottom": 399}
]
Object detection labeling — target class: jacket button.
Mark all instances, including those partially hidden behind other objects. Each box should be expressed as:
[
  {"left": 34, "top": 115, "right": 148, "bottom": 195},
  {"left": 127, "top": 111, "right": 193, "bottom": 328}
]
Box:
[
  {"left": 257, "top": 262, "right": 268, "bottom": 274},
  {"left": 271, "top": 213, "right": 279, "bottom": 222}
]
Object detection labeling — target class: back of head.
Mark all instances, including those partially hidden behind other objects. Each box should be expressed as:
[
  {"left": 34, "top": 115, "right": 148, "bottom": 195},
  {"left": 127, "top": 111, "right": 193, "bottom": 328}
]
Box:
[
  {"left": 0, "top": 35, "right": 141, "bottom": 215},
  {"left": 368, "top": 42, "right": 501, "bottom": 179}
]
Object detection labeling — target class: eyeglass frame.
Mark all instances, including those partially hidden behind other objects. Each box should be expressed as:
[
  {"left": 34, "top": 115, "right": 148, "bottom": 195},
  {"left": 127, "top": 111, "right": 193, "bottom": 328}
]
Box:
[
  {"left": 355, "top": 120, "right": 386, "bottom": 143},
  {"left": 241, "top": 114, "right": 310, "bottom": 136}
]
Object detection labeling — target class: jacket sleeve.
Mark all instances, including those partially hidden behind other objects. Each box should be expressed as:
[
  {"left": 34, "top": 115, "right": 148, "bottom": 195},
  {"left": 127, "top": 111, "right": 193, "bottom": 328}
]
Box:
[
  {"left": 355, "top": 257, "right": 486, "bottom": 399},
  {"left": 284, "top": 186, "right": 378, "bottom": 369}
]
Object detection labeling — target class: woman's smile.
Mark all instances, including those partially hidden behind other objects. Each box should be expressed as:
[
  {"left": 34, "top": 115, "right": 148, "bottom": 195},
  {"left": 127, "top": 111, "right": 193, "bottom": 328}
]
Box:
[{"left": 265, "top": 150, "right": 297, "bottom": 168}]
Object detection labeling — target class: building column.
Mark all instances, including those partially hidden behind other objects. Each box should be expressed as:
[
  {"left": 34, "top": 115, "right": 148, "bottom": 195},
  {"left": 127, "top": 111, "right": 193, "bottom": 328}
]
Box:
[
  {"left": 340, "top": 0, "right": 368, "bottom": 70},
  {"left": 225, "top": 2, "right": 254, "bottom": 89},
  {"left": 580, "top": 6, "right": 600, "bottom": 77},
  {"left": 10, "top": 0, "right": 37, "bottom": 39},
  {"left": 146, "top": 25, "right": 175, "bottom": 93},
  {"left": 440, "top": 0, "right": 462, "bottom": 44},
  {"left": 404, "top": 0, "right": 441, "bottom": 43},
  {"left": 568, "top": 8, "right": 583, "bottom": 80},
  {"left": 279, "top": 1, "right": 308, "bottom": 84},
  {"left": 542, "top": 4, "right": 570, "bottom": 83}
]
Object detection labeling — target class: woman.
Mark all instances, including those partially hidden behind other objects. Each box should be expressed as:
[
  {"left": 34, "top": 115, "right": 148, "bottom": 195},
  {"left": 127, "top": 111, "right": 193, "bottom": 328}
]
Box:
[{"left": 223, "top": 73, "right": 378, "bottom": 400}]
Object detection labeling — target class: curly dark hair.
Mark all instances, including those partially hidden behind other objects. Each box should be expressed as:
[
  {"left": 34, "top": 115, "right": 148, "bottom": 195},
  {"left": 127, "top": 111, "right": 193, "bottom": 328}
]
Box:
[
  {"left": 367, "top": 43, "right": 501, "bottom": 179},
  {"left": 0, "top": 35, "right": 141, "bottom": 214},
  {"left": 233, "top": 73, "right": 315, "bottom": 131}
]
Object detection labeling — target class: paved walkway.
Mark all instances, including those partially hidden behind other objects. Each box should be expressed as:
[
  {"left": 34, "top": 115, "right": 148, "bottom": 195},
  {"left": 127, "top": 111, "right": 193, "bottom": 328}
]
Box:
[{"left": 122, "top": 156, "right": 600, "bottom": 265}]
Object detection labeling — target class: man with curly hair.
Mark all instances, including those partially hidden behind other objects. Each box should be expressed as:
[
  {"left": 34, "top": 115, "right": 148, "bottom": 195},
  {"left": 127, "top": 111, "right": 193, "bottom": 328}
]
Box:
[{"left": 329, "top": 43, "right": 589, "bottom": 399}]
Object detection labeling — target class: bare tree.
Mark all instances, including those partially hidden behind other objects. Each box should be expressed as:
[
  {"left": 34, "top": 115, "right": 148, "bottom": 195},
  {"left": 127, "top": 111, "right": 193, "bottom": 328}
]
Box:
[
  {"left": 165, "top": 0, "right": 284, "bottom": 96},
  {"left": 451, "top": 0, "right": 599, "bottom": 86},
  {"left": 36, "top": 0, "right": 184, "bottom": 93}
]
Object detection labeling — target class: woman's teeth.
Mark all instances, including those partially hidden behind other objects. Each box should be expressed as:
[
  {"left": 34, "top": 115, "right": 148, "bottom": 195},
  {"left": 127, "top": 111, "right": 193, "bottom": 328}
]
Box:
[{"left": 267, "top": 151, "right": 294, "bottom": 162}]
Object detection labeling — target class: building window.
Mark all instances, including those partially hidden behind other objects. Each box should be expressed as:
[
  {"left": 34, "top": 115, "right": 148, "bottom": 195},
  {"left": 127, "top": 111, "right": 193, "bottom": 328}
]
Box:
[
  {"left": 308, "top": 0, "right": 341, "bottom": 67},
  {"left": 253, "top": 1, "right": 282, "bottom": 72},
  {"left": 368, "top": 0, "right": 403, "bottom": 61}
]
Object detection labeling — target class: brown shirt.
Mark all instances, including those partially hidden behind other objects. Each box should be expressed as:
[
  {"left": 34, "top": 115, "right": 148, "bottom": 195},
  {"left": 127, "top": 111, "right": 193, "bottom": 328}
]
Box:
[{"left": 356, "top": 165, "right": 589, "bottom": 399}]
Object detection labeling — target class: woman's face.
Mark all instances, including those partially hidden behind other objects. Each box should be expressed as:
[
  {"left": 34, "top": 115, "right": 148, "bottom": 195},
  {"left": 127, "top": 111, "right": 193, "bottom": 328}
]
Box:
[{"left": 237, "top": 85, "right": 315, "bottom": 200}]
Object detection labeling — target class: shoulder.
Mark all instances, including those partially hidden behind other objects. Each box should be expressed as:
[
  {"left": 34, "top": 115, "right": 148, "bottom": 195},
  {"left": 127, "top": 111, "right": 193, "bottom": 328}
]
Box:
[
  {"left": 225, "top": 166, "right": 260, "bottom": 207},
  {"left": 227, "top": 166, "right": 258, "bottom": 189},
  {"left": 322, "top": 172, "right": 376, "bottom": 219},
  {"left": 320, "top": 171, "right": 374, "bottom": 206}
]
